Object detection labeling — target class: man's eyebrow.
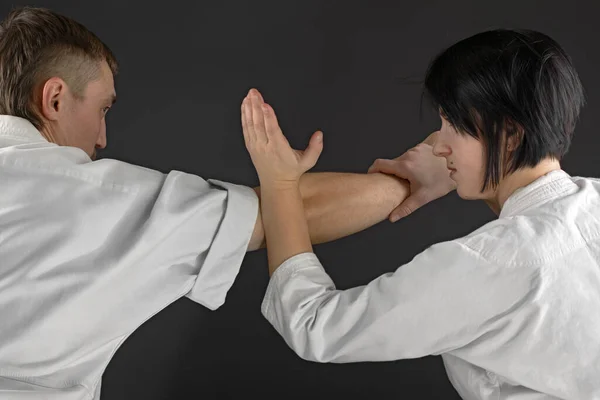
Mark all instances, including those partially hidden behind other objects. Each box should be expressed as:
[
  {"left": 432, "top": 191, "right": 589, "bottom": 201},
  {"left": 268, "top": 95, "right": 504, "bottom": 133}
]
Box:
[{"left": 107, "top": 93, "right": 117, "bottom": 105}]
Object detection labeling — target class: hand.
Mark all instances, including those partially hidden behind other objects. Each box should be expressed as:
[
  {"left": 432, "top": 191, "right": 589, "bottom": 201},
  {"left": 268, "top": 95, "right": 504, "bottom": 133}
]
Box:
[
  {"left": 368, "top": 131, "right": 456, "bottom": 222},
  {"left": 241, "top": 89, "right": 323, "bottom": 187}
]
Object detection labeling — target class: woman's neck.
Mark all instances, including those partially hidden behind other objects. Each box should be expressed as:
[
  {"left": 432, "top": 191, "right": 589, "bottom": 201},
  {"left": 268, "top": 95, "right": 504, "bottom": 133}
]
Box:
[{"left": 486, "top": 158, "right": 562, "bottom": 216}]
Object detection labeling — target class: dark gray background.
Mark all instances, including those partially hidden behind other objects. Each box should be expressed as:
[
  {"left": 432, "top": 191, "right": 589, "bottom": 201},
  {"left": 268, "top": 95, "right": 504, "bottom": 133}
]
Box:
[{"left": 2, "top": 0, "right": 598, "bottom": 399}]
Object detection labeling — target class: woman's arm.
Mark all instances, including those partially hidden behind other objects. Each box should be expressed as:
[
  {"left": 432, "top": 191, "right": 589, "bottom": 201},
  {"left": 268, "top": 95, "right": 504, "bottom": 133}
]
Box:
[
  {"left": 260, "top": 241, "right": 528, "bottom": 363},
  {"left": 260, "top": 182, "right": 313, "bottom": 275},
  {"left": 241, "top": 88, "right": 321, "bottom": 274}
]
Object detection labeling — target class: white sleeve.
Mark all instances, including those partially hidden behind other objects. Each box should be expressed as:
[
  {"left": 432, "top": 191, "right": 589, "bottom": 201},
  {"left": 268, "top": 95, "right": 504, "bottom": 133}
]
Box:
[
  {"left": 0, "top": 160, "right": 259, "bottom": 392},
  {"left": 184, "top": 178, "right": 259, "bottom": 309},
  {"left": 91, "top": 168, "right": 259, "bottom": 312},
  {"left": 261, "top": 241, "right": 536, "bottom": 363}
]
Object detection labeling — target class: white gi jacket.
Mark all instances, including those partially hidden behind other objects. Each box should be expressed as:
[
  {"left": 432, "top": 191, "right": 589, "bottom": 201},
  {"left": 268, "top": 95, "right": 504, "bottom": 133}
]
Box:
[
  {"left": 0, "top": 115, "right": 258, "bottom": 399},
  {"left": 262, "top": 169, "right": 600, "bottom": 400}
]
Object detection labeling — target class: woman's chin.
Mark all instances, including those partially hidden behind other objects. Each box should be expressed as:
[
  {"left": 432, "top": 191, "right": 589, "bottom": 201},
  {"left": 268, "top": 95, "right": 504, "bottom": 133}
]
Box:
[{"left": 456, "top": 186, "right": 479, "bottom": 200}]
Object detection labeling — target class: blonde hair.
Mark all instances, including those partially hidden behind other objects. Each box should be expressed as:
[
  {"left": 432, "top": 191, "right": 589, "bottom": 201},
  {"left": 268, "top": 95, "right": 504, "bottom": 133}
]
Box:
[{"left": 0, "top": 6, "right": 118, "bottom": 129}]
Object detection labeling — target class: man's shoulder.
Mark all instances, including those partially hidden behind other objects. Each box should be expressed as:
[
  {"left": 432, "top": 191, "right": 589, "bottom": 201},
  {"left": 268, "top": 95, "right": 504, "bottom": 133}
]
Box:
[{"left": 1, "top": 145, "right": 169, "bottom": 193}]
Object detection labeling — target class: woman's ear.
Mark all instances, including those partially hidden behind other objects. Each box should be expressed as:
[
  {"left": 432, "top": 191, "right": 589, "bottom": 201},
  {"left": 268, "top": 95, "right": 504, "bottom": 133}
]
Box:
[
  {"left": 507, "top": 136, "right": 519, "bottom": 152},
  {"left": 505, "top": 119, "right": 524, "bottom": 152},
  {"left": 501, "top": 119, "right": 523, "bottom": 176}
]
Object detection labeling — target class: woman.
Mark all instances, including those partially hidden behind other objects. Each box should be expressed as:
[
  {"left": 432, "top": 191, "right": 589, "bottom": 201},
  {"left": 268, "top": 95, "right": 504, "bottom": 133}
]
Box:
[{"left": 240, "top": 29, "right": 599, "bottom": 400}]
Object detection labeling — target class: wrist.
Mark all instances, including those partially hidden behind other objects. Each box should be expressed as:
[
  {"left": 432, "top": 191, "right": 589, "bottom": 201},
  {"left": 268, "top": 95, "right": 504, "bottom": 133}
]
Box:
[{"left": 260, "top": 178, "right": 301, "bottom": 193}]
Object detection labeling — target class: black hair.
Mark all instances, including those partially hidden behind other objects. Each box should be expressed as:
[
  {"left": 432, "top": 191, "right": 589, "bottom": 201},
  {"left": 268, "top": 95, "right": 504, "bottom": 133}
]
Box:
[{"left": 423, "top": 29, "right": 585, "bottom": 192}]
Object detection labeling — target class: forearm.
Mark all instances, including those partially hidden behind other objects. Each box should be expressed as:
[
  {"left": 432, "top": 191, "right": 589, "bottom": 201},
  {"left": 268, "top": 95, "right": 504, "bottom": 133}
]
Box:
[
  {"left": 300, "top": 172, "right": 409, "bottom": 243},
  {"left": 261, "top": 183, "right": 312, "bottom": 275},
  {"left": 252, "top": 172, "right": 410, "bottom": 249}
]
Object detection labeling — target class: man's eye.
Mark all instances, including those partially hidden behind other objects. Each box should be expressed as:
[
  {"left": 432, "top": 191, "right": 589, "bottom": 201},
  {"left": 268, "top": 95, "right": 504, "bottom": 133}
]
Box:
[{"left": 103, "top": 107, "right": 111, "bottom": 114}]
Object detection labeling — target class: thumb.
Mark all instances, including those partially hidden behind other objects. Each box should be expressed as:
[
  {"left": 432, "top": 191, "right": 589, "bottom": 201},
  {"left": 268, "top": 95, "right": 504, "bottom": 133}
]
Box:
[
  {"left": 300, "top": 130, "right": 324, "bottom": 170},
  {"left": 422, "top": 130, "right": 439, "bottom": 146},
  {"left": 388, "top": 194, "right": 424, "bottom": 223}
]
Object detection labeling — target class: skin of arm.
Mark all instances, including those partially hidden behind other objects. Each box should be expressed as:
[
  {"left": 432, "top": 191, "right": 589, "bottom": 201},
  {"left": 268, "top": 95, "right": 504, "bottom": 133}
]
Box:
[
  {"left": 242, "top": 88, "right": 409, "bottom": 275},
  {"left": 261, "top": 180, "right": 313, "bottom": 275},
  {"left": 246, "top": 171, "right": 410, "bottom": 255}
]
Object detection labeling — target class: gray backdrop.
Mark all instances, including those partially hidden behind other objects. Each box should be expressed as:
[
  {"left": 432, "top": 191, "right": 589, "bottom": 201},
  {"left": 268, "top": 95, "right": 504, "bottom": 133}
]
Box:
[{"left": 1, "top": 0, "right": 598, "bottom": 399}]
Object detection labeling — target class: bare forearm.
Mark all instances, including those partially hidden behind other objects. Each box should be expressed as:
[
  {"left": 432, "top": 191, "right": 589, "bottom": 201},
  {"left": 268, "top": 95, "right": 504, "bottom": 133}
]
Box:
[
  {"left": 261, "top": 183, "right": 312, "bottom": 275},
  {"left": 300, "top": 171, "right": 409, "bottom": 243},
  {"left": 252, "top": 172, "right": 410, "bottom": 249}
]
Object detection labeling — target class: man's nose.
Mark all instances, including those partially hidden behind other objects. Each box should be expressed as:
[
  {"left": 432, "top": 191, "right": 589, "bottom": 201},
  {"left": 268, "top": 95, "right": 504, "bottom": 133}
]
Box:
[{"left": 96, "top": 128, "right": 107, "bottom": 149}]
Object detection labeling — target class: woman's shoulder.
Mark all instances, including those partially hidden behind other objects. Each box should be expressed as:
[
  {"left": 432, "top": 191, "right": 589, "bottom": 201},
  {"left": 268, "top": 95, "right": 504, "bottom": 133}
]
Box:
[{"left": 453, "top": 215, "right": 579, "bottom": 267}]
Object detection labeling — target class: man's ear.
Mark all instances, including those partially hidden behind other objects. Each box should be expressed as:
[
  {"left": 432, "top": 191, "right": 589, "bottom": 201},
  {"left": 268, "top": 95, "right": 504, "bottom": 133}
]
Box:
[{"left": 40, "top": 77, "right": 67, "bottom": 121}]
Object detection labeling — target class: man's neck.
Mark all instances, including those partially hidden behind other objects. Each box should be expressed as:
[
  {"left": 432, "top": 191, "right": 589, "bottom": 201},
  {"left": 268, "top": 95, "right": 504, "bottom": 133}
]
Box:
[
  {"left": 39, "top": 124, "right": 60, "bottom": 145},
  {"left": 486, "top": 159, "right": 562, "bottom": 216}
]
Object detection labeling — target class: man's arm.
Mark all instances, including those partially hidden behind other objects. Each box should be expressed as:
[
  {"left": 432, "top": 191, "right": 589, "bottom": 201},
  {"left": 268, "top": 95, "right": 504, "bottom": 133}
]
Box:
[{"left": 246, "top": 171, "right": 409, "bottom": 251}]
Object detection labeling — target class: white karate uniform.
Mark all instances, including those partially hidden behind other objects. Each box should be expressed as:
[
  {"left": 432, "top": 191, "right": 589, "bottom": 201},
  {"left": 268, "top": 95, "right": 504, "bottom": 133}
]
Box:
[
  {"left": 262, "top": 169, "right": 600, "bottom": 399},
  {"left": 0, "top": 115, "right": 258, "bottom": 399}
]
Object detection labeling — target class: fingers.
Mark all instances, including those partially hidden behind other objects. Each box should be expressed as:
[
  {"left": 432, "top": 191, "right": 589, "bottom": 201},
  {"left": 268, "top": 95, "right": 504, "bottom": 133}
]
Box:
[
  {"left": 368, "top": 159, "right": 394, "bottom": 174},
  {"left": 240, "top": 88, "right": 325, "bottom": 181},
  {"left": 249, "top": 89, "right": 268, "bottom": 143},
  {"left": 262, "top": 103, "right": 323, "bottom": 172},
  {"left": 262, "top": 103, "right": 283, "bottom": 141},
  {"left": 241, "top": 97, "right": 250, "bottom": 145},
  {"left": 389, "top": 194, "right": 423, "bottom": 223},
  {"left": 243, "top": 94, "right": 256, "bottom": 144},
  {"left": 368, "top": 158, "right": 409, "bottom": 179},
  {"left": 255, "top": 90, "right": 264, "bottom": 103},
  {"left": 300, "top": 130, "right": 323, "bottom": 170},
  {"left": 243, "top": 88, "right": 291, "bottom": 148},
  {"left": 422, "top": 130, "right": 439, "bottom": 146}
]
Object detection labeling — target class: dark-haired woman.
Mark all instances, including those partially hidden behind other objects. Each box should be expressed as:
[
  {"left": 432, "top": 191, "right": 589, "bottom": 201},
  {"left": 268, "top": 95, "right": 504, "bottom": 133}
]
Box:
[{"left": 241, "top": 29, "right": 599, "bottom": 400}]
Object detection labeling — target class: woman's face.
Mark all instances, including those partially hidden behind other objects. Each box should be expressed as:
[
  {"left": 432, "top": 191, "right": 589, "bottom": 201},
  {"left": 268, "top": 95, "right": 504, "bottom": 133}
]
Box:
[{"left": 432, "top": 116, "right": 497, "bottom": 200}]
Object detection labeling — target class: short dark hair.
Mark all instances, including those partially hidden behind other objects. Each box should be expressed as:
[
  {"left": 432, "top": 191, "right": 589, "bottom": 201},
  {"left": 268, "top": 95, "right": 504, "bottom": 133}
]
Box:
[
  {"left": 0, "top": 6, "right": 118, "bottom": 130},
  {"left": 423, "top": 29, "right": 585, "bottom": 192}
]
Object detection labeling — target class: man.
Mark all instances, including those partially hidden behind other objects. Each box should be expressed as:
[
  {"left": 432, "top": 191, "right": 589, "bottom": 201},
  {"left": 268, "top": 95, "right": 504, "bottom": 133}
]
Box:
[{"left": 0, "top": 6, "right": 412, "bottom": 399}]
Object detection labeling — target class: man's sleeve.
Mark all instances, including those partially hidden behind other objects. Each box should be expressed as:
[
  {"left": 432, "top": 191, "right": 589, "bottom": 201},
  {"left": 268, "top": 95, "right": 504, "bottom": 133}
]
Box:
[
  {"left": 184, "top": 178, "right": 259, "bottom": 309},
  {"left": 83, "top": 162, "right": 260, "bottom": 318},
  {"left": 0, "top": 158, "right": 260, "bottom": 393},
  {"left": 104, "top": 168, "right": 259, "bottom": 312}
]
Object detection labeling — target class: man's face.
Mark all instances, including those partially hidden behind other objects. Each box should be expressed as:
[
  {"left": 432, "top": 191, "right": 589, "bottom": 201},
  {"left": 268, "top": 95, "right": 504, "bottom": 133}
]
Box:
[{"left": 55, "top": 60, "right": 116, "bottom": 160}]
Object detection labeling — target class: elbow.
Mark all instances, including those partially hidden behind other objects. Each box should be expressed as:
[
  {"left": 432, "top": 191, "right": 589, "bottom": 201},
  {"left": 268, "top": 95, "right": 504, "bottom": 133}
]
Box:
[
  {"left": 287, "top": 332, "right": 335, "bottom": 364},
  {"left": 264, "top": 269, "right": 345, "bottom": 363},
  {"left": 283, "top": 312, "right": 342, "bottom": 364}
]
